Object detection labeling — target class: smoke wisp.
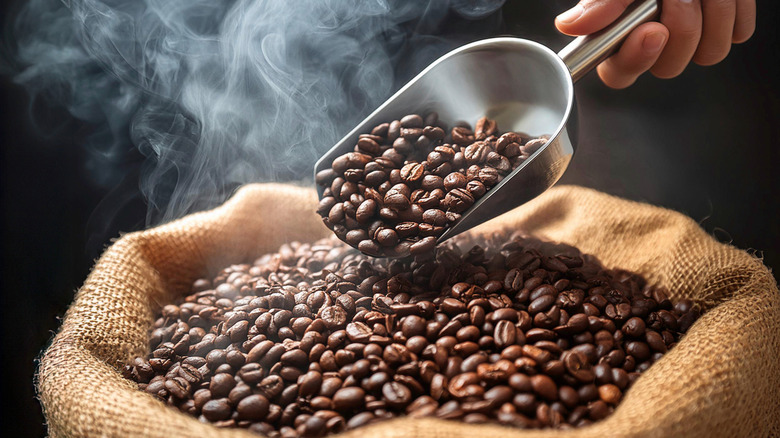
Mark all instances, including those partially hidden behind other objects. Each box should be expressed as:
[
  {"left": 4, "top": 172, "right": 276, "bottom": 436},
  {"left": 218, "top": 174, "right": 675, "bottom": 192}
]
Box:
[{"left": 7, "top": 0, "right": 505, "bottom": 224}]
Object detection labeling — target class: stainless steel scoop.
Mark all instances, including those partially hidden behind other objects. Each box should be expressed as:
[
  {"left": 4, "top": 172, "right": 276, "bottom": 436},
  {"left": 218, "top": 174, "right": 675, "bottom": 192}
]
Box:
[{"left": 315, "top": 0, "right": 659, "bottom": 245}]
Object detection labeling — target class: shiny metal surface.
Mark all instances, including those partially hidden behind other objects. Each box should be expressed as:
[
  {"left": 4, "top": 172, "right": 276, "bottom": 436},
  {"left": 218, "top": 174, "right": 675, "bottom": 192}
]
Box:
[
  {"left": 314, "top": 0, "right": 658, "bottom": 246},
  {"left": 559, "top": 0, "right": 659, "bottom": 81}
]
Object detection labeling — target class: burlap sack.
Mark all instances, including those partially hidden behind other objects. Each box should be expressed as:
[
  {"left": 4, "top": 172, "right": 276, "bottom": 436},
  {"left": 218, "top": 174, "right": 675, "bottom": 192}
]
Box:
[{"left": 37, "top": 183, "right": 780, "bottom": 438}]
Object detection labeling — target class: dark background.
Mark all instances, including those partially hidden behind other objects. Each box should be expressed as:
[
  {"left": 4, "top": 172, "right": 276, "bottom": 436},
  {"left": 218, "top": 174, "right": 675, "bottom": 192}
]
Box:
[{"left": 1, "top": 1, "right": 777, "bottom": 436}]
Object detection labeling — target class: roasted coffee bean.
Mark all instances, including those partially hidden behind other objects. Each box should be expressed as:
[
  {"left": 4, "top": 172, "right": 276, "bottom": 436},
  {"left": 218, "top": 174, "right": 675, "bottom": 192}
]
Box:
[
  {"left": 357, "top": 137, "right": 382, "bottom": 155},
  {"left": 646, "top": 330, "right": 668, "bottom": 353},
  {"left": 395, "top": 222, "right": 419, "bottom": 239},
  {"left": 298, "top": 371, "right": 323, "bottom": 398},
  {"left": 127, "top": 233, "right": 697, "bottom": 436},
  {"left": 178, "top": 363, "right": 202, "bottom": 384},
  {"left": 531, "top": 374, "right": 559, "bottom": 401},
  {"left": 333, "top": 387, "right": 366, "bottom": 412},
  {"left": 622, "top": 317, "right": 646, "bottom": 337},
  {"left": 529, "top": 294, "right": 556, "bottom": 314},
  {"left": 370, "top": 123, "right": 389, "bottom": 137},
  {"left": 443, "top": 188, "right": 474, "bottom": 213},
  {"left": 522, "top": 138, "right": 547, "bottom": 155},
  {"left": 410, "top": 237, "right": 436, "bottom": 255},
  {"left": 626, "top": 341, "right": 652, "bottom": 361},
  {"left": 355, "top": 200, "right": 377, "bottom": 224},
  {"left": 443, "top": 172, "right": 467, "bottom": 191},
  {"left": 465, "top": 180, "right": 486, "bottom": 198},
  {"left": 477, "top": 360, "right": 516, "bottom": 384},
  {"left": 237, "top": 394, "right": 270, "bottom": 421},
  {"left": 420, "top": 174, "right": 444, "bottom": 191},
  {"left": 448, "top": 372, "right": 480, "bottom": 399},
  {"left": 382, "top": 381, "right": 413, "bottom": 409},
  {"left": 202, "top": 399, "right": 232, "bottom": 421},
  {"left": 493, "top": 320, "right": 516, "bottom": 348},
  {"left": 375, "top": 228, "right": 400, "bottom": 247},
  {"left": 401, "top": 315, "right": 427, "bottom": 338},
  {"left": 496, "top": 132, "right": 521, "bottom": 154},
  {"left": 281, "top": 349, "right": 309, "bottom": 369},
  {"left": 346, "top": 322, "right": 372, "bottom": 343},
  {"left": 209, "top": 373, "right": 236, "bottom": 398},
  {"left": 165, "top": 376, "right": 191, "bottom": 399},
  {"left": 477, "top": 167, "right": 500, "bottom": 186},
  {"left": 486, "top": 152, "right": 511, "bottom": 172},
  {"left": 475, "top": 116, "right": 497, "bottom": 139},
  {"left": 400, "top": 162, "right": 426, "bottom": 183},
  {"left": 400, "top": 114, "right": 424, "bottom": 128},
  {"left": 598, "top": 384, "right": 622, "bottom": 405},
  {"left": 464, "top": 141, "right": 489, "bottom": 165},
  {"left": 451, "top": 127, "right": 475, "bottom": 145},
  {"left": 559, "top": 385, "right": 579, "bottom": 409},
  {"left": 315, "top": 115, "right": 551, "bottom": 256},
  {"left": 420, "top": 209, "right": 446, "bottom": 226}
]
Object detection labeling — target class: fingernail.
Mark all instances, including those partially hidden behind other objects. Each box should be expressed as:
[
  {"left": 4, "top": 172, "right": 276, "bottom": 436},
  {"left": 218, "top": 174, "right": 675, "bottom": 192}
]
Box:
[
  {"left": 556, "top": 5, "right": 584, "bottom": 24},
  {"left": 642, "top": 32, "right": 666, "bottom": 54}
]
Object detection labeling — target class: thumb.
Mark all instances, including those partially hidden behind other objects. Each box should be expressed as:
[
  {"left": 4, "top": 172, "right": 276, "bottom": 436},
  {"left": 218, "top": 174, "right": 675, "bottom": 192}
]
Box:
[{"left": 556, "top": 0, "right": 636, "bottom": 36}]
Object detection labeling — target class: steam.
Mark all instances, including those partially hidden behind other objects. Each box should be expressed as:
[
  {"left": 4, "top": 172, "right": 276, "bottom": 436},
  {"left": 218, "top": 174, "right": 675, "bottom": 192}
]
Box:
[{"left": 8, "top": 0, "right": 505, "bottom": 224}]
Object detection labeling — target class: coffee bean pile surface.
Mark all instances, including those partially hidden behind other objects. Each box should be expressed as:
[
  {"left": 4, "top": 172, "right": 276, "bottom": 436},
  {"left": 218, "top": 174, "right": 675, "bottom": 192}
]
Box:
[
  {"left": 125, "top": 233, "right": 700, "bottom": 437},
  {"left": 315, "top": 113, "right": 549, "bottom": 257}
]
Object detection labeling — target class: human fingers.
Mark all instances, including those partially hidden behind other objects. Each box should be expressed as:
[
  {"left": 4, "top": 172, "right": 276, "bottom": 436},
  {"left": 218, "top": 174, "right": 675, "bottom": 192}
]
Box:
[
  {"left": 693, "top": 0, "right": 736, "bottom": 66},
  {"left": 597, "top": 22, "right": 669, "bottom": 88},
  {"left": 650, "top": 0, "right": 703, "bottom": 78},
  {"left": 732, "top": 0, "right": 755, "bottom": 43},
  {"left": 555, "top": 0, "right": 636, "bottom": 36}
]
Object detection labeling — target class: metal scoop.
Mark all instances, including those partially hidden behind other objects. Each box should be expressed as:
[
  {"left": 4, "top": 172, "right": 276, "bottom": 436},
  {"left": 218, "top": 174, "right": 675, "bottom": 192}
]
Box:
[{"left": 315, "top": 0, "right": 659, "bottom": 246}]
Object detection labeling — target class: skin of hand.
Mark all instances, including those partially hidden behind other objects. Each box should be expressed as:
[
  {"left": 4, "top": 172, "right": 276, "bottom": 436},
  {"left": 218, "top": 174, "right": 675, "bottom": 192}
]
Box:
[{"left": 555, "top": 0, "right": 756, "bottom": 88}]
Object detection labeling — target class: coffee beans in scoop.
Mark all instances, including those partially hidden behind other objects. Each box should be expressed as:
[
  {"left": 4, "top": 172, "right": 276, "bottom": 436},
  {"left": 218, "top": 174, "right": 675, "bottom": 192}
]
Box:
[
  {"left": 124, "top": 233, "right": 701, "bottom": 437},
  {"left": 315, "top": 114, "right": 549, "bottom": 257}
]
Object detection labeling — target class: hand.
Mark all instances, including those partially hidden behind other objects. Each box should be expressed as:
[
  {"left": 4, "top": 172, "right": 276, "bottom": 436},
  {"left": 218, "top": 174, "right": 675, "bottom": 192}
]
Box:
[{"left": 555, "top": 0, "right": 756, "bottom": 88}]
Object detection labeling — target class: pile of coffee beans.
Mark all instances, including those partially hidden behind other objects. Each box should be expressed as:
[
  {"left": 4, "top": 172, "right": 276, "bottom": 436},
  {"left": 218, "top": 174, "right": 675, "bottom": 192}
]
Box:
[
  {"left": 315, "top": 113, "right": 549, "bottom": 257},
  {"left": 124, "top": 233, "right": 700, "bottom": 437}
]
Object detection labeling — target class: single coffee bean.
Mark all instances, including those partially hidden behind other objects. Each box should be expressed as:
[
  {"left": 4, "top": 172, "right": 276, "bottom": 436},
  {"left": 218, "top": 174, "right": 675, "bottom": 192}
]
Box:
[
  {"left": 357, "top": 137, "right": 381, "bottom": 155},
  {"left": 395, "top": 222, "right": 419, "bottom": 238},
  {"left": 646, "top": 330, "right": 668, "bottom": 353},
  {"left": 465, "top": 180, "right": 486, "bottom": 197},
  {"left": 443, "top": 188, "right": 474, "bottom": 213},
  {"left": 209, "top": 373, "right": 236, "bottom": 398},
  {"left": 422, "top": 209, "right": 447, "bottom": 226},
  {"left": 400, "top": 114, "right": 424, "bottom": 128},
  {"left": 475, "top": 116, "right": 497, "bottom": 139},
  {"left": 493, "top": 320, "right": 516, "bottom": 349},
  {"left": 201, "top": 399, "right": 232, "bottom": 422},
  {"left": 478, "top": 168, "right": 500, "bottom": 186},
  {"left": 345, "top": 322, "right": 372, "bottom": 343},
  {"left": 298, "top": 371, "right": 323, "bottom": 398},
  {"left": 332, "top": 387, "right": 366, "bottom": 413},
  {"left": 464, "top": 142, "right": 489, "bottom": 165},
  {"left": 400, "top": 162, "right": 426, "bottom": 183},
  {"left": 451, "top": 126, "right": 475, "bottom": 145},
  {"left": 374, "top": 228, "right": 400, "bottom": 247},
  {"left": 522, "top": 138, "right": 547, "bottom": 155},
  {"left": 382, "top": 381, "right": 413, "bottom": 409},
  {"left": 409, "top": 237, "right": 436, "bottom": 255},
  {"left": 237, "top": 394, "right": 270, "bottom": 421},
  {"left": 626, "top": 341, "right": 652, "bottom": 361},
  {"left": 598, "top": 384, "right": 622, "bottom": 404},
  {"left": 530, "top": 374, "right": 558, "bottom": 401},
  {"left": 355, "top": 200, "right": 377, "bottom": 224},
  {"left": 443, "top": 173, "right": 467, "bottom": 191}
]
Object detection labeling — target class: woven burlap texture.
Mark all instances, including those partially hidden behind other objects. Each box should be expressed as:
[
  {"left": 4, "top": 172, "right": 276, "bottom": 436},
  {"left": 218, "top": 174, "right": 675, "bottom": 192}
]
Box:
[{"left": 37, "top": 183, "right": 779, "bottom": 438}]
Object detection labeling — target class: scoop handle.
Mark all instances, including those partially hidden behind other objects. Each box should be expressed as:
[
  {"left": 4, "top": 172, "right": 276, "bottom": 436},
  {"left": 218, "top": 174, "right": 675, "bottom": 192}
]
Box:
[{"left": 557, "top": 0, "right": 660, "bottom": 83}]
